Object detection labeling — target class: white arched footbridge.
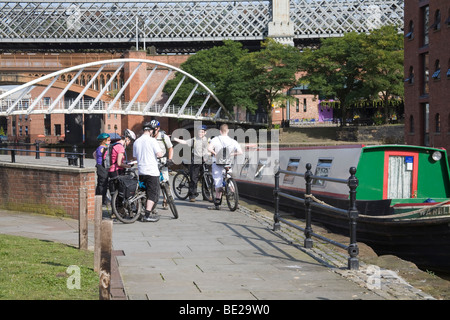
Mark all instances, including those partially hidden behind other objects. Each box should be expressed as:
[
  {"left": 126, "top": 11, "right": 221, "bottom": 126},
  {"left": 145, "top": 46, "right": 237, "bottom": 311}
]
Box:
[{"left": 0, "top": 58, "right": 236, "bottom": 122}]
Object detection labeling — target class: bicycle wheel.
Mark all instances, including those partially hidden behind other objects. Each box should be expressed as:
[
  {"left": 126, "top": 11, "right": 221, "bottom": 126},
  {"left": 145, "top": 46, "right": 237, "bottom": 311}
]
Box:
[
  {"left": 201, "top": 173, "right": 214, "bottom": 202},
  {"left": 225, "top": 178, "right": 239, "bottom": 211},
  {"left": 111, "top": 191, "right": 143, "bottom": 223},
  {"left": 161, "top": 181, "right": 179, "bottom": 219},
  {"left": 172, "top": 171, "right": 190, "bottom": 200}
]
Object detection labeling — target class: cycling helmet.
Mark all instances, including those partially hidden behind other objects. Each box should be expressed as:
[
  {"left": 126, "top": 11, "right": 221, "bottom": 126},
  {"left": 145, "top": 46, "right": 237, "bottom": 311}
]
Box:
[
  {"left": 142, "top": 120, "right": 159, "bottom": 131},
  {"left": 97, "top": 133, "right": 110, "bottom": 141},
  {"left": 124, "top": 129, "right": 136, "bottom": 141},
  {"left": 150, "top": 119, "right": 160, "bottom": 129},
  {"left": 197, "top": 125, "right": 207, "bottom": 131}
]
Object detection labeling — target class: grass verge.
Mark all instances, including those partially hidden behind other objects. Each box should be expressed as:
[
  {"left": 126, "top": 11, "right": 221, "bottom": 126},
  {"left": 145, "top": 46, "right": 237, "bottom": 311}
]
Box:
[{"left": 0, "top": 234, "right": 98, "bottom": 300}]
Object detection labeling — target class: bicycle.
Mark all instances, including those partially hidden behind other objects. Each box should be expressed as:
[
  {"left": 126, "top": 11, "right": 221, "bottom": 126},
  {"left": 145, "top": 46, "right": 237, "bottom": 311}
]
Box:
[
  {"left": 212, "top": 162, "right": 239, "bottom": 211},
  {"left": 110, "top": 169, "right": 144, "bottom": 224},
  {"left": 172, "top": 160, "right": 214, "bottom": 202},
  {"left": 111, "top": 161, "right": 178, "bottom": 223},
  {"left": 158, "top": 159, "right": 179, "bottom": 219}
]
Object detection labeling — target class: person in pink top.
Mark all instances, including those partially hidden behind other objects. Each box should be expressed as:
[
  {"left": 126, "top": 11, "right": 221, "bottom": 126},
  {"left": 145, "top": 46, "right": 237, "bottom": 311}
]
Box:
[{"left": 107, "top": 129, "right": 136, "bottom": 193}]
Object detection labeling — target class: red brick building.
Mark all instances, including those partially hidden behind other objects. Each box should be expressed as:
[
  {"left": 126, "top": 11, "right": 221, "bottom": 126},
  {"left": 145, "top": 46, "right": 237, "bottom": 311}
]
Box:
[{"left": 404, "top": 0, "right": 450, "bottom": 150}]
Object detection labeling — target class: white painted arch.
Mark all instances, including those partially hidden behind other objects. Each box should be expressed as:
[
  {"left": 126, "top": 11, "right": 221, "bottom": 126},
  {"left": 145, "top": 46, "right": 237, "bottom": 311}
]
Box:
[{"left": 0, "top": 58, "right": 230, "bottom": 121}]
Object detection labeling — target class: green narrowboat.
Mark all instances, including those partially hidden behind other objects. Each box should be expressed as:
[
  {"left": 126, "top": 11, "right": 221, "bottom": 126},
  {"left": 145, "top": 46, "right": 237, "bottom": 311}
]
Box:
[{"left": 233, "top": 144, "right": 450, "bottom": 273}]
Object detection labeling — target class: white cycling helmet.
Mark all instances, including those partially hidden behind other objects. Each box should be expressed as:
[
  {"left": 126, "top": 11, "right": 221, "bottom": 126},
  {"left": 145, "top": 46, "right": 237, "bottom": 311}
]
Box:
[{"left": 124, "top": 129, "right": 136, "bottom": 141}]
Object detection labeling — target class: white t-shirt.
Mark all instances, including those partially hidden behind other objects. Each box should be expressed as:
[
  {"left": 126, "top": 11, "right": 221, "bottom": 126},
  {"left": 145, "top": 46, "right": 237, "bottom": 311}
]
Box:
[
  {"left": 209, "top": 135, "right": 242, "bottom": 163},
  {"left": 155, "top": 131, "right": 173, "bottom": 158},
  {"left": 133, "top": 134, "right": 162, "bottom": 176}
]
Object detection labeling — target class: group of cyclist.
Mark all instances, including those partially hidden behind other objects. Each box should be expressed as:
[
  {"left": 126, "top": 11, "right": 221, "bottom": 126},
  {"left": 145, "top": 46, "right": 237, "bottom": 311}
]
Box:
[
  {"left": 95, "top": 120, "right": 243, "bottom": 221},
  {"left": 94, "top": 129, "right": 136, "bottom": 205}
]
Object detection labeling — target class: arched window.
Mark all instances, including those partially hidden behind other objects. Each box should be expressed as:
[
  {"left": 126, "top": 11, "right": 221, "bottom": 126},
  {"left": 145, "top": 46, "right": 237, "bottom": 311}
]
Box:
[
  {"left": 100, "top": 75, "right": 105, "bottom": 90},
  {"left": 106, "top": 74, "right": 111, "bottom": 91},
  {"left": 409, "top": 115, "right": 414, "bottom": 134}
]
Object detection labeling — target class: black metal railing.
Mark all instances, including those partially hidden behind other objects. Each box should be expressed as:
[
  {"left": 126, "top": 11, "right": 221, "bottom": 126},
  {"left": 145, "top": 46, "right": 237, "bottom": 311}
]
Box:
[
  {"left": 0, "top": 143, "right": 86, "bottom": 168},
  {"left": 273, "top": 163, "right": 359, "bottom": 270}
]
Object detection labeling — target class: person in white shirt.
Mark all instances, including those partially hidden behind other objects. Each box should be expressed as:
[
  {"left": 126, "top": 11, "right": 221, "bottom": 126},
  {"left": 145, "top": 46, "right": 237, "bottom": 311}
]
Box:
[
  {"left": 207, "top": 123, "right": 243, "bottom": 210},
  {"left": 133, "top": 122, "right": 164, "bottom": 222},
  {"left": 148, "top": 119, "right": 174, "bottom": 210}
]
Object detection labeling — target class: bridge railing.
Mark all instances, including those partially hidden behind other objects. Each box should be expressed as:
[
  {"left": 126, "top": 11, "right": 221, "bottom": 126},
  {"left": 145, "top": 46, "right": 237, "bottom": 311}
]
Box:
[
  {"left": 273, "top": 163, "right": 359, "bottom": 270},
  {"left": 0, "top": 97, "right": 221, "bottom": 118}
]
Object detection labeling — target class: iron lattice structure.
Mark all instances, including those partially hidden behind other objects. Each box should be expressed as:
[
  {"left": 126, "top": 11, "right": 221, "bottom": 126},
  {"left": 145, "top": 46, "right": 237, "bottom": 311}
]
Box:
[{"left": 0, "top": 0, "right": 403, "bottom": 45}]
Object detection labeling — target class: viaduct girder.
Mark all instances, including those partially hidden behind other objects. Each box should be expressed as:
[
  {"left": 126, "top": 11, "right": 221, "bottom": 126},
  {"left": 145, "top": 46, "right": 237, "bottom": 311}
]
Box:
[{"left": 0, "top": 0, "right": 404, "bottom": 48}]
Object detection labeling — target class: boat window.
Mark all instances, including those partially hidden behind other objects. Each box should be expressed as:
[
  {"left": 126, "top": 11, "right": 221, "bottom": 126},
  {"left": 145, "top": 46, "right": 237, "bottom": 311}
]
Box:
[
  {"left": 387, "top": 156, "right": 413, "bottom": 199},
  {"left": 313, "top": 159, "right": 333, "bottom": 186},
  {"left": 283, "top": 158, "right": 300, "bottom": 185},
  {"left": 254, "top": 159, "right": 268, "bottom": 180},
  {"left": 240, "top": 157, "right": 250, "bottom": 178}
]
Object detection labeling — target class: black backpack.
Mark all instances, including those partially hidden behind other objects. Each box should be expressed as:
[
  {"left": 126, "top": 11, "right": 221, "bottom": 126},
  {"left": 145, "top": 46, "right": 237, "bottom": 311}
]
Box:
[{"left": 117, "top": 174, "right": 138, "bottom": 199}]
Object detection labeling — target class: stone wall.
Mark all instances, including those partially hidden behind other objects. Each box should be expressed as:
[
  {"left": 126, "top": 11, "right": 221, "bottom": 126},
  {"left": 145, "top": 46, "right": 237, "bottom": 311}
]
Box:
[
  {"left": 336, "top": 125, "right": 405, "bottom": 144},
  {"left": 0, "top": 162, "right": 96, "bottom": 220}
]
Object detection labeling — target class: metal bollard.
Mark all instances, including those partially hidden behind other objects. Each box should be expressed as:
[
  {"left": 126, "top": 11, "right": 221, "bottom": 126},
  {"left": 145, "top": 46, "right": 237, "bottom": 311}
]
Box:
[
  {"left": 67, "top": 145, "right": 78, "bottom": 166},
  {"left": 304, "top": 163, "right": 313, "bottom": 249},
  {"left": 35, "top": 141, "right": 40, "bottom": 159},
  {"left": 347, "top": 167, "right": 359, "bottom": 270},
  {"left": 273, "top": 170, "right": 281, "bottom": 231}
]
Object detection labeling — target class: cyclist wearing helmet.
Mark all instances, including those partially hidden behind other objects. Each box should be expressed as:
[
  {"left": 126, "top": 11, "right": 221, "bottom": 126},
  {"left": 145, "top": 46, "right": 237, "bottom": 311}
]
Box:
[
  {"left": 95, "top": 133, "right": 111, "bottom": 205},
  {"left": 207, "top": 124, "right": 242, "bottom": 210},
  {"left": 133, "top": 122, "right": 165, "bottom": 222},
  {"left": 148, "top": 119, "right": 174, "bottom": 209},
  {"left": 173, "top": 124, "right": 210, "bottom": 202},
  {"left": 107, "top": 129, "right": 136, "bottom": 193}
]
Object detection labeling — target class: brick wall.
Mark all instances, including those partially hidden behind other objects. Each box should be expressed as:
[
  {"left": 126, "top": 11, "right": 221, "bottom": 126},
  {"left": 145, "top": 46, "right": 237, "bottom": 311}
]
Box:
[
  {"left": 0, "top": 163, "right": 96, "bottom": 220},
  {"left": 404, "top": 0, "right": 450, "bottom": 150}
]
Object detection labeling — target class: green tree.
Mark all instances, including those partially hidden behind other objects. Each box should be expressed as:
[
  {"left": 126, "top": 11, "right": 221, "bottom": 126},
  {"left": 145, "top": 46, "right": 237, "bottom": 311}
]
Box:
[
  {"left": 163, "top": 40, "right": 250, "bottom": 116},
  {"left": 240, "top": 39, "right": 302, "bottom": 128},
  {"left": 362, "top": 25, "right": 404, "bottom": 124},
  {"left": 299, "top": 32, "right": 367, "bottom": 126}
]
